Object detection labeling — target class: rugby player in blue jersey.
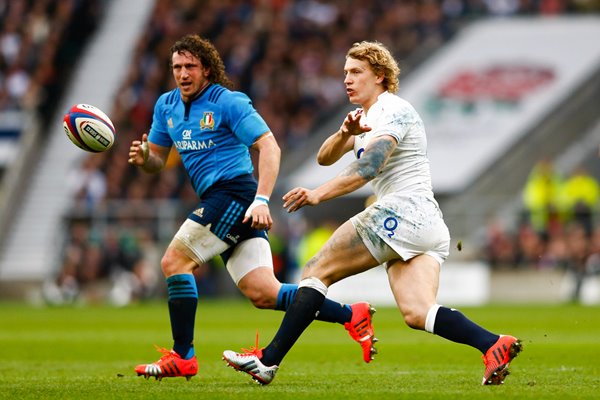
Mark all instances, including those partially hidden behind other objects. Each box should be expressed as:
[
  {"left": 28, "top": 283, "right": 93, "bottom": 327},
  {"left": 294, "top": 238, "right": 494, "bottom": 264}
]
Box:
[{"left": 127, "top": 34, "right": 376, "bottom": 381}]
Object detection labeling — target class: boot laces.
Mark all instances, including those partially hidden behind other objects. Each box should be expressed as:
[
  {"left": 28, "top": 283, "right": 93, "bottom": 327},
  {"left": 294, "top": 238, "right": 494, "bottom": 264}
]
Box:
[{"left": 240, "top": 330, "right": 264, "bottom": 357}]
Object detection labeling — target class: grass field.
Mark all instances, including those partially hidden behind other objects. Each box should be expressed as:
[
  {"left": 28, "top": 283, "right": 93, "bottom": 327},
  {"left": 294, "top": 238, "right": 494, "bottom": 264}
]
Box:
[{"left": 0, "top": 300, "right": 599, "bottom": 399}]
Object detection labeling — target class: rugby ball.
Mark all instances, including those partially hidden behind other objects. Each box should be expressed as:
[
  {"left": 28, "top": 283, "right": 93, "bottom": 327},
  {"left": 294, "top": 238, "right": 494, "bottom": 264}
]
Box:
[{"left": 63, "top": 103, "right": 115, "bottom": 152}]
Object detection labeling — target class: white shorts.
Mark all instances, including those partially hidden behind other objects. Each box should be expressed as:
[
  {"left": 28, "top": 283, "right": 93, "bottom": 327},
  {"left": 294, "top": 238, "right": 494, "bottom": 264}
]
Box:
[
  {"left": 350, "top": 193, "right": 450, "bottom": 266},
  {"left": 171, "top": 219, "right": 273, "bottom": 285}
]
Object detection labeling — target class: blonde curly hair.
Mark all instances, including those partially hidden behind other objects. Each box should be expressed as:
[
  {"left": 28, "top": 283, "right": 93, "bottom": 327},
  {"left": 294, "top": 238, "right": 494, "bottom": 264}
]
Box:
[{"left": 347, "top": 41, "right": 400, "bottom": 93}]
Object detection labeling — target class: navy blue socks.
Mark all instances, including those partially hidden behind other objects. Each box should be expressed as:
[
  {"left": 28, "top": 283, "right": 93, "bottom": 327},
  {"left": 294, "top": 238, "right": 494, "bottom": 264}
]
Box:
[
  {"left": 276, "top": 283, "right": 351, "bottom": 325},
  {"left": 262, "top": 286, "right": 325, "bottom": 366},
  {"left": 167, "top": 274, "right": 198, "bottom": 359},
  {"left": 432, "top": 306, "right": 499, "bottom": 354}
]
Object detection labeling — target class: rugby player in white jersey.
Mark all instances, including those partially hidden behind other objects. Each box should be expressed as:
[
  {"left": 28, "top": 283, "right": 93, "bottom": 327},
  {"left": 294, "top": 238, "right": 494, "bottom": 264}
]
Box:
[{"left": 223, "top": 41, "right": 522, "bottom": 386}]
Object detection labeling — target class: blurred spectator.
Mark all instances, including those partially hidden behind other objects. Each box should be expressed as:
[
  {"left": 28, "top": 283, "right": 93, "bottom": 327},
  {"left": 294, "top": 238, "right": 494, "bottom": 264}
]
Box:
[
  {"left": 538, "top": 224, "right": 569, "bottom": 270},
  {"left": 483, "top": 218, "right": 518, "bottom": 269},
  {"left": 515, "top": 222, "right": 546, "bottom": 268},
  {"left": 564, "top": 222, "right": 593, "bottom": 302},
  {"left": 66, "top": 155, "right": 107, "bottom": 209},
  {"left": 108, "top": 228, "right": 162, "bottom": 306},
  {"left": 587, "top": 226, "right": 600, "bottom": 278},
  {"left": 522, "top": 158, "right": 563, "bottom": 236},
  {"left": 559, "top": 166, "right": 600, "bottom": 237},
  {"left": 42, "top": 221, "right": 90, "bottom": 304}
]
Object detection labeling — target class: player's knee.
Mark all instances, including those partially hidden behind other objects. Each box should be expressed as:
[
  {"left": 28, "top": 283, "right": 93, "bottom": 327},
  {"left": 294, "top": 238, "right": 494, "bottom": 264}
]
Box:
[
  {"left": 400, "top": 306, "right": 426, "bottom": 330},
  {"left": 160, "top": 247, "right": 195, "bottom": 277},
  {"left": 160, "top": 253, "right": 176, "bottom": 276},
  {"left": 403, "top": 314, "right": 423, "bottom": 330},
  {"left": 238, "top": 280, "right": 277, "bottom": 309},
  {"left": 245, "top": 288, "right": 275, "bottom": 309},
  {"left": 236, "top": 267, "right": 280, "bottom": 309},
  {"left": 249, "top": 297, "right": 271, "bottom": 309}
]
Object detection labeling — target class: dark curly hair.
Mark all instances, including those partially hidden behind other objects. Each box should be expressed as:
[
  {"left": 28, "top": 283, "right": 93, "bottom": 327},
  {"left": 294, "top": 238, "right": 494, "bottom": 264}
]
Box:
[{"left": 170, "top": 34, "right": 233, "bottom": 89}]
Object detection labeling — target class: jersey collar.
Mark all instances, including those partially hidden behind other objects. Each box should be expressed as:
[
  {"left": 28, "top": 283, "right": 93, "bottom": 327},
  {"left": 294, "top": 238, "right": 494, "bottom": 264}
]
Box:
[{"left": 185, "top": 82, "right": 213, "bottom": 104}]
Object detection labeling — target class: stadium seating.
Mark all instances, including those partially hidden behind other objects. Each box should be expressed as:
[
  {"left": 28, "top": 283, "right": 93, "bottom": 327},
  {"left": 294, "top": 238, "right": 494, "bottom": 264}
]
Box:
[{"left": 1, "top": 0, "right": 599, "bottom": 302}]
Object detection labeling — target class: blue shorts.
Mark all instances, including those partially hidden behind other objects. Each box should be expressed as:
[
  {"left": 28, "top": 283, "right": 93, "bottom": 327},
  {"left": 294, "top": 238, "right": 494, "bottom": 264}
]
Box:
[{"left": 186, "top": 174, "right": 268, "bottom": 265}]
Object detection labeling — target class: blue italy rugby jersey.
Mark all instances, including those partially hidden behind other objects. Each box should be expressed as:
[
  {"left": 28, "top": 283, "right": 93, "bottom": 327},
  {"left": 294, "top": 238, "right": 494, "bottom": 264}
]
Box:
[{"left": 148, "top": 84, "right": 270, "bottom": 197}]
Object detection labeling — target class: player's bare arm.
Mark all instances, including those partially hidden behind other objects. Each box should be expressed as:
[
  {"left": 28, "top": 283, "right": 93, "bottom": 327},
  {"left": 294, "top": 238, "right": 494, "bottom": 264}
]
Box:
[
  {"left": 317, "top": 109, "right": 371, "bottom": 166},
  {"left": 243, "top": 132, "right": 281, "bottom": 230},
  {"left": 283, "top": 135, "right": 396, "bottom": 212},
  {"left": 128, "top": 133, "right": 170, "bottom": 173}
]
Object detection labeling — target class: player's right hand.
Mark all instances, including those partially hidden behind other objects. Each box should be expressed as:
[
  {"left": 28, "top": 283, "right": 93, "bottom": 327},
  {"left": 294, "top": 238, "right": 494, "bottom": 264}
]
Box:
[
  {"left": 128, "top": 133, "right": 149, "bottom": 166},
  {"left": 341, "top": 109, "right": 371, "bottom": 136},
  {"left": 282, "top": 187, "right": 320, "bottom": 212}
]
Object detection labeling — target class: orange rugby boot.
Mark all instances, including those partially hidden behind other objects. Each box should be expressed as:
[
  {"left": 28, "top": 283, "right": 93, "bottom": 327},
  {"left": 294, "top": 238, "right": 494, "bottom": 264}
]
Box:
[
  {"left": 345, "top": 302, "right": 378, "bottom": 363},
  {"left": 135, "top": 346, "right": 198, "bottom": 381},
  {"left": 482, "top": 335, "right": 523, "bottom": 385}
]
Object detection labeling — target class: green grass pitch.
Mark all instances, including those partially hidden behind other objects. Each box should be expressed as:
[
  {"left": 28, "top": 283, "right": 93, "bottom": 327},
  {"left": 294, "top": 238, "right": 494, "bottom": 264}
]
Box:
[{"left": 0, "top": 300, "right": 599, "bottom": 399}]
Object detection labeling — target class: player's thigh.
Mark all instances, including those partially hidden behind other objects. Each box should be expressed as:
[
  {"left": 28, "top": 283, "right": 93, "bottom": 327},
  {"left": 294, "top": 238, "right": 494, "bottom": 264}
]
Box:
[
  {"left": 301, "top": 220, "right": 380, "bottom": 286},
  {"left": 168, "top": 218, "right": 229, "bottom": 272},
  {"left": 387, "top": 254, "right": 440, "bottom": 325},
  {"left": 227, "top": 238, "right": 278, "bottom": 308},
  {"left": 226, "top": 237, "right": 274, "bottom": 285}
]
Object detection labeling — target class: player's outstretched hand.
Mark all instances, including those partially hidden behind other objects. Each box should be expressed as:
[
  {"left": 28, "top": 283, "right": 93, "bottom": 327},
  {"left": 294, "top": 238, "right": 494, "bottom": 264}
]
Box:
[
  {"left": 283, "top": 187, "right": 319, "bottom": 212},
  {"left": 341, "top": 109, "right": 371, "bottom": 136},
  {"left": 128, "top": 133, "right": 149, "bottom": 166}
]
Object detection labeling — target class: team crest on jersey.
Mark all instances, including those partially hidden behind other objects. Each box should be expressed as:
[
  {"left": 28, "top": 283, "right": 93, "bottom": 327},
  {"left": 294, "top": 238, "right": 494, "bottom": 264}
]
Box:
[{"left": 200, "top": 112, "right": 215, "bottom": 130}]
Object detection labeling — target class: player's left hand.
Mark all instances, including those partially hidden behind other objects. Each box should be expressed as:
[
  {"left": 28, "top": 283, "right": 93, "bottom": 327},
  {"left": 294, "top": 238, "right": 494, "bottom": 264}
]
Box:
[
  {"left": 243, "top": 199, "right": 273, "bottom": 230},
  {"left": 282, "top": 187, "right": 319, "bottom": 212}
]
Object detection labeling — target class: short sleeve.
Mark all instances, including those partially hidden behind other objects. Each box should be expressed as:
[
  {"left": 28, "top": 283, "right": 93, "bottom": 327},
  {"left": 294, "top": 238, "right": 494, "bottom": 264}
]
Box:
[
  {"left": 223, "top": 92, "right": 271, "bottom": 147},
  {"left": 371, "top": 104, "right": 417, "bottom": 144},
  {"left": 148, "top": 94, "right": 174, "bottom": 147}
]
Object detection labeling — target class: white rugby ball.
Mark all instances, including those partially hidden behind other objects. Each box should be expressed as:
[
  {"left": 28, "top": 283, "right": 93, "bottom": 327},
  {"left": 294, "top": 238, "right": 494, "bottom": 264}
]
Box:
[{"left": 63, "top": 103, "right": 115, "bottom": 152}]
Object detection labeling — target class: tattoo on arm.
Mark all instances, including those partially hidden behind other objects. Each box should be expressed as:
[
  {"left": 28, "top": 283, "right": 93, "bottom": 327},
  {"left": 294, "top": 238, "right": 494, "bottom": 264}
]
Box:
[{"left": 341, "top": 138, "right": 395, "bottom": 181}]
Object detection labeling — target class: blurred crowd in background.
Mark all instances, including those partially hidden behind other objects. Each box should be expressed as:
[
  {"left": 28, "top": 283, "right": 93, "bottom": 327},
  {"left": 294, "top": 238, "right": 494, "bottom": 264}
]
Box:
[
  {"left": 0, "top": 0, "right": 104, "bottom": 118},
  {"left": 481, "top": 159, "right": 600, "bottom": 301},
  {"left": 1, "top": 0, "right": 599, "bottom": 305}
]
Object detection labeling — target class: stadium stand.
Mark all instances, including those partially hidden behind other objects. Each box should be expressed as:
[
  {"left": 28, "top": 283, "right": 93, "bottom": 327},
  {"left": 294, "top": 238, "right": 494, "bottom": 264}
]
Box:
[
  {"left": 0, "top": 0, "right": 105, "bottom": 231},
  {"left": 0, "top": 0, "right": 152, "bottom": 299},
  {"left": 1, "top": 0, "right": 599, "bottom": 303}
]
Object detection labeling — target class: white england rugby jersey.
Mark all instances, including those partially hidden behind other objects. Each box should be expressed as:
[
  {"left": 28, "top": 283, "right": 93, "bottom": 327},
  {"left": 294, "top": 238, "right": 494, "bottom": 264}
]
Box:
[{"left": 353, "top": 91, "right": 434, "bottom": 198}]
